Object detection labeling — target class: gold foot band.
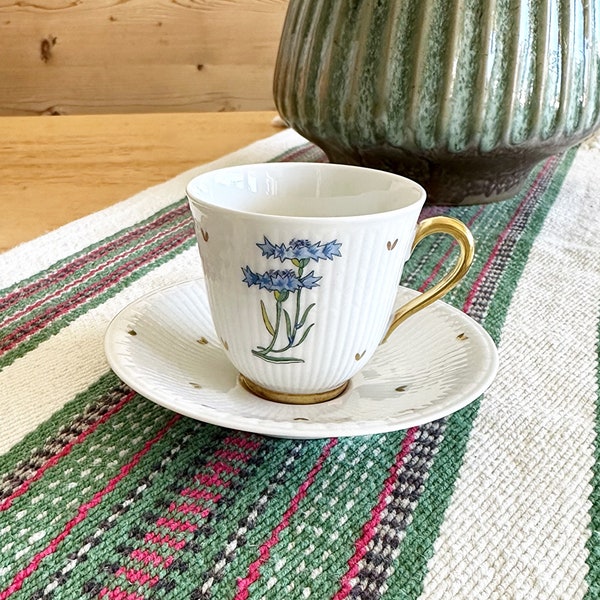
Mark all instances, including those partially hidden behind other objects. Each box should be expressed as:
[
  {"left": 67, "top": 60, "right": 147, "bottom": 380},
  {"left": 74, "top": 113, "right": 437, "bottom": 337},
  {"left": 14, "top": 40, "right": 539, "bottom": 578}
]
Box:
[{"left": 239, "top": 375, "right": 349, "bottom": 405}]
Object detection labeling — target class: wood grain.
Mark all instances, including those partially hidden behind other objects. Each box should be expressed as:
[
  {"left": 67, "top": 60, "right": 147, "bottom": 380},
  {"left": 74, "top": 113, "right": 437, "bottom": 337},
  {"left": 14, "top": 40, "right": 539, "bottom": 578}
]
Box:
[
  {"left": 0, "top": 111, "right": 282, "bottom": 252},
  {"left": 0, "top": 0, "right": 288, "bottom": 115}
]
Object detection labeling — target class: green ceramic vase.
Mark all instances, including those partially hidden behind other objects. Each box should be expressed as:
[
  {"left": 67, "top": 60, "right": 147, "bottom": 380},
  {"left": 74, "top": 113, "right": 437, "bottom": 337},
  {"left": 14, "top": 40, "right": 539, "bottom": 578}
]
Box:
[{"left": 274, "top": 0, "right": 600, "bottom": 204}]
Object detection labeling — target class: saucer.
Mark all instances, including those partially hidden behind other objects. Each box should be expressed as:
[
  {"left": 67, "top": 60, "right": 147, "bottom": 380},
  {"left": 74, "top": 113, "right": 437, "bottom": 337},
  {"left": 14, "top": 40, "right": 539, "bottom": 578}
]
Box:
[{"left": 104, "top": 279, "right": 498, "bottom": 439}]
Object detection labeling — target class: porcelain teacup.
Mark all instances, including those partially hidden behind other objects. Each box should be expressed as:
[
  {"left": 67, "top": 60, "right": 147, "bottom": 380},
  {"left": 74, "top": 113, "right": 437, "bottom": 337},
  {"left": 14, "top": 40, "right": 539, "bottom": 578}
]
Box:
[{"left": 186, "top": 163, "right": 474, "bottom": 404}]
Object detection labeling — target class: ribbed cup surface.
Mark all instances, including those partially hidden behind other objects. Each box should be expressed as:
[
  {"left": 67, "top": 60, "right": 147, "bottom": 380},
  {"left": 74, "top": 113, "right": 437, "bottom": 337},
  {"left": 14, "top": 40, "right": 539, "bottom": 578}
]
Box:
[{"left": 199, "top": 214, "right": 416, "bottom": 396}]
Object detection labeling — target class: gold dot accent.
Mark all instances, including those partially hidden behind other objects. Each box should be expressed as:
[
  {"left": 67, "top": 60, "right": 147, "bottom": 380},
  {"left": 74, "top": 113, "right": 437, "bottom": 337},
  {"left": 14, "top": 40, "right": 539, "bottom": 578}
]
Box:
[{"left": 354, "top": 350, "right": 366, "bottom": 361}]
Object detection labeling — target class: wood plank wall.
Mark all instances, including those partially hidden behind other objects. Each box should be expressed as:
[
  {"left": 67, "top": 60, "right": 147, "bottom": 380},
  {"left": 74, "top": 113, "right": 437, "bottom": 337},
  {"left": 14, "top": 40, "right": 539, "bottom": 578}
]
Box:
[{"left": 0, "top": 0, "right": 289, "bottom": 115}]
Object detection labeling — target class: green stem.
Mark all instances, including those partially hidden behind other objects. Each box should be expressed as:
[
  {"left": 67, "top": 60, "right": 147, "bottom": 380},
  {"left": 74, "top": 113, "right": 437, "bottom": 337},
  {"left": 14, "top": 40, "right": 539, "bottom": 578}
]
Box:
[
  {"left": 294, "top": 287, "right": 302, "bottom": 331},
  {"left": 258, "top": 299, "right": 282, "bottom": 355},
  {"left": 290, "top": 264, "right": 304, "bottom": 342},
  {"left": 272, "top": 266, "right": 304, "bottom": 353}
]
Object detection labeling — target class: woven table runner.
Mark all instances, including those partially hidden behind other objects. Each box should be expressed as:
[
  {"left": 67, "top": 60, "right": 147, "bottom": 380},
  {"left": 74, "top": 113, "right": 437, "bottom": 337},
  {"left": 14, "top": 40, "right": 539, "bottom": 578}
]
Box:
[{"left": 1, "top": 128, "right": 599, "bottom": 599}]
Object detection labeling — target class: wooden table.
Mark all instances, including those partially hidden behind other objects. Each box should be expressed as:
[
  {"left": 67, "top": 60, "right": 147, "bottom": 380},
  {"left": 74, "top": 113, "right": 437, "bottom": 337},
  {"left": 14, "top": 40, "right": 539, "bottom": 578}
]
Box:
[{"left": 0, "top": 111, "right": 281, "bottom": 253}]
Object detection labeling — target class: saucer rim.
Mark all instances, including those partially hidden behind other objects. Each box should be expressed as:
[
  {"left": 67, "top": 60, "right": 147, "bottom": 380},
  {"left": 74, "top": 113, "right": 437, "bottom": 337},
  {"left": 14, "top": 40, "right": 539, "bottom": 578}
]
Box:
[{"left": 104, "top": 279, "right": 499, "bottom": 439}]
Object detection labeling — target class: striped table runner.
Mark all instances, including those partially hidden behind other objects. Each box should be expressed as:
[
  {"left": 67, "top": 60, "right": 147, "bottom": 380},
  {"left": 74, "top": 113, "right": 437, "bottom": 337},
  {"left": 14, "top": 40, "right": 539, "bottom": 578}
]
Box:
[{"left": 1, "top": 128, "right": 599, "bottom": 599}]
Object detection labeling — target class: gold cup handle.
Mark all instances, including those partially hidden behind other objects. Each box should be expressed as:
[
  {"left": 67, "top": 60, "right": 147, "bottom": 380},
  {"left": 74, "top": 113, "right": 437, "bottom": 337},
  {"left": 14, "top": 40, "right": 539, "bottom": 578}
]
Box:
[{"left": 382, "top": 216, "right": 475, "bottom": 343}]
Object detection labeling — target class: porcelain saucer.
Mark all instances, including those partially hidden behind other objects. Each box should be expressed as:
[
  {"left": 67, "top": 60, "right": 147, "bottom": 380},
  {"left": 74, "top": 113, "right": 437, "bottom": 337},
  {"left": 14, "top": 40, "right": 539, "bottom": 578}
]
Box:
[{"left": 104, "top": 279, "right": 498, "bottom": 439}]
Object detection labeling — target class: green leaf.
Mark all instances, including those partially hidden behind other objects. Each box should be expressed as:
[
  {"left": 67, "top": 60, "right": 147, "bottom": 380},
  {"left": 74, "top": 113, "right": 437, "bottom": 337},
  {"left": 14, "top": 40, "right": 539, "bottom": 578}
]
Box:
[
  {"left": 293, "top": 323, "right": 314, "bottom": 347},
  {"left": 298, "top": 303, "right": 315, "bottom": 328},
  {"left": 284, "top": 309, "right": 293, "bottom": 342},
  {"left": 251, "top": 350, "right": 304, "bottom": 364},
  {"left": 260, "top": 300, "right": 275, "bottom": 336}
]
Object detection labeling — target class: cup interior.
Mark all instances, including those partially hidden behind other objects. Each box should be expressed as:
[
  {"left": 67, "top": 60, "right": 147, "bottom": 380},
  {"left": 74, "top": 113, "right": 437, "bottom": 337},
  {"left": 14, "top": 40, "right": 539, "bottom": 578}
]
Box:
[{"left": 186, "top": 163, "right": 425, "bottom": 219}]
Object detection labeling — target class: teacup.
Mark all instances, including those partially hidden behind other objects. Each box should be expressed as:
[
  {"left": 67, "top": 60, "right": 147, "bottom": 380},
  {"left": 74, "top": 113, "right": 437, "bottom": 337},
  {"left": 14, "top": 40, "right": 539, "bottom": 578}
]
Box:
[{"left": 186, "top": 163, "right": 474, "bottom": 404}]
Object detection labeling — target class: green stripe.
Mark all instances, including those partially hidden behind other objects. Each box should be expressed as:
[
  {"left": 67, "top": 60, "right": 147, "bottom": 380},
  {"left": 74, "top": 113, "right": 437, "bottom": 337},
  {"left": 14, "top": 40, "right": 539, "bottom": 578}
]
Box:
[
  {"left": 0, "top": 230, "right": 195, "bottom": 371},
  {"left": 206, "top": 438, "right": 332, "bottom": 597},
  {"left": 0, "top": 371, "right": 120, "bottom": 475},
  {"left": 38, "top": 419, "right": 227, "bottom": 600},
  {"left": 384, "top": 148, "right": 577, "bottom": 598},
  {"left": 209, "top": 432, "right": 411, "bottom": 599},
  {"left": 182, "top": 437, "right": 310, "bottom": 598},
  {"left": 1, "top": 202, "right": 190, "bottom": 325},
  {"left": 0, "top": 394, "right": 177, "bottom": 588},
  {"left": 584, "top": 308, "right": 600, "bottom": 598}
]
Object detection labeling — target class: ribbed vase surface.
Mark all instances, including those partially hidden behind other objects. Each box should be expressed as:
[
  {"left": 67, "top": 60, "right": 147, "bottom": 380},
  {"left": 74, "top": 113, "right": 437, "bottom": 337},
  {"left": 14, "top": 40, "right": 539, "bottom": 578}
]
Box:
[{"left": 274, "top": 0, "right": 600, "bottom": 204}]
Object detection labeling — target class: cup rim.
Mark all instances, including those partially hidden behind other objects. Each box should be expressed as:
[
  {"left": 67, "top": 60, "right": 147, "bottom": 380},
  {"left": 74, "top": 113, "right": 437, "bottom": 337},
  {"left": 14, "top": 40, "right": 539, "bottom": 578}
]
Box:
[{"left": 186, "top": 162, "right": 427, "bottom": 222}]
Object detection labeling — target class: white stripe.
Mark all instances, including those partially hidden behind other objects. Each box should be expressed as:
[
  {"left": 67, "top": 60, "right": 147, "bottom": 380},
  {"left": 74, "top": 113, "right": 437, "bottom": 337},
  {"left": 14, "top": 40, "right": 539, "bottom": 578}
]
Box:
[{"left": 419, "top": 148, "right": 600, "bottom": 599}]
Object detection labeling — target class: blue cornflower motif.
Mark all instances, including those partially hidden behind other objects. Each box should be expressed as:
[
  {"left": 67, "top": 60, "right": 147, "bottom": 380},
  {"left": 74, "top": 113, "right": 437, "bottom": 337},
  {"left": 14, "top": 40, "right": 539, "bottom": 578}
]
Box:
[
  {"left": 241, "top": 266, "right": 260, "bottom": 288},
  {"left": 241, "top": 267, "right": 321, "bottom": 293},
  {"left": 256, "top": 237, "right": 342, "bottom": 262},
  {"left": 266, "top": 269, "right": 302, "bottom": 293},
  {"left": 242, "top": 235, "right": 342, "bottom": 362},
  {"left": 298, "top": 271, "right": 321, "bottom": 289}
]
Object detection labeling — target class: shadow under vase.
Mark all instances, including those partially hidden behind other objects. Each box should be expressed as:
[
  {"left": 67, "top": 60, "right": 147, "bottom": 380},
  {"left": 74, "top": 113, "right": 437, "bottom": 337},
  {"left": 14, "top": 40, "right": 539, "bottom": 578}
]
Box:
[{"left": 312, "top": 136, "right": 580, "bottom": 206}]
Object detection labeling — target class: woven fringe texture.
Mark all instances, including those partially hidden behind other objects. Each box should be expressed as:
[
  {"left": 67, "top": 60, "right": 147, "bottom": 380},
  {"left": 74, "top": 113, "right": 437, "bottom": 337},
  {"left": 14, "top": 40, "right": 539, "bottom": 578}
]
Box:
[{"left": 0, "top": 129, "right": 599, "bottom": 599}]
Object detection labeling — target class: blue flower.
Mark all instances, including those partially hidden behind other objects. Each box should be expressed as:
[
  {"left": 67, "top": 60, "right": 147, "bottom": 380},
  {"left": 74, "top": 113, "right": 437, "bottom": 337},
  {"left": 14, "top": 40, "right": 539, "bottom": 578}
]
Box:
[
  {"left": 256, "top": 237, "right": 342, "bottom": 262},
  {"left": 241, "top": 266, "right": 321, "bottom": 293},
  {"left": 298, "top": 271, "right": 321, "bottom": 289},
  {"left": 267, "top": 269, "right": 302, "bottom": 293}
]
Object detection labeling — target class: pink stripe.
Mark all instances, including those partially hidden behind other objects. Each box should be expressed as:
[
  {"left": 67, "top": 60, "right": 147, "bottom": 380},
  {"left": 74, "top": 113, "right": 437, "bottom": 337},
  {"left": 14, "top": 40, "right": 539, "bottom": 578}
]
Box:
[
  {"left": 98, "top": 586, "right": 146, "bottom": 600},
  {"left": 332, "top": 428, "right": 418, "bottom": 600},
  {"left": 194, "top": 473, "right": 230, "bottom": 487},
  {"left": 0, "top": 204, "right": 190, "bottom": 313},
  {"left": 209, "top": 460, "right": 241, "bottom": 474},
  {"left": 0, "top": 414, "right": 180, "bottom": 600},
  {"left": 1, "top": 219, "right": 186, "bottom": 330},
  {"left": 0, "top": 391, "right": 136, "bottom": 512},
  {"left": 114, "top": 567, "right": 159, "bottom": 587},
  {"left": 180, "top": 487, "right": 222, "bottom": 502},
  {"left": 276, "top": 143, "right": 315, "bottom": 163},
  {"left": 417, "top": 205, "right": 486, "bottom": 293},
  {"left": 143, "top": 532, "right": 187, "bottom": 551},
  {"left": 103, "top": 432, "right": 262, "bottom": 598},
  {"left": 234, "top": 438, "right": 338, "bottom": 600},
  {"left": 168, "top": 501, "right": 211, "bottom": 517},
  {"left": 213, "top": 449, "right": 254, "bottom": 462},
  {"left": 130, "top": 549, "right": 173, "bottom": 569},
  {"left": 155, "top": 517, "right": 198, "bottom": 533},
  {"left": 462, "top": 158, "right": 556, "bottom": 314},
  {"left": 0, "top": 223, "right": 192, "bottom": 356}
]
